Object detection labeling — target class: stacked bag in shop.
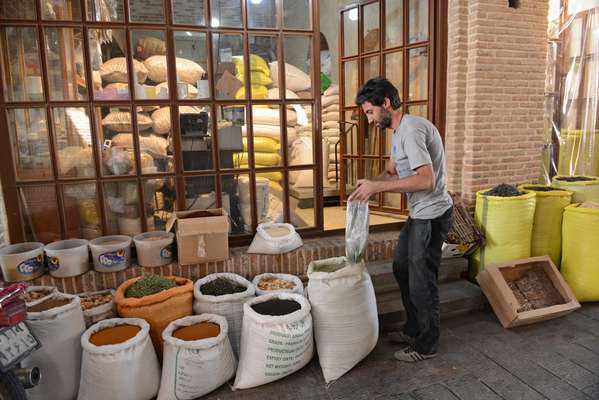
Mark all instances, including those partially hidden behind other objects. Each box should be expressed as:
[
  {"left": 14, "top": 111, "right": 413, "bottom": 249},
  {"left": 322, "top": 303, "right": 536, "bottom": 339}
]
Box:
[{"left": 322, "top": 85, "right": 341, "bottom": 185}]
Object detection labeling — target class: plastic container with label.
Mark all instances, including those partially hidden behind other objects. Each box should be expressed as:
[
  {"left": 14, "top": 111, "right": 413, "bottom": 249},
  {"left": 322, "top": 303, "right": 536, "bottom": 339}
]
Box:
[
  {"left": 133, "top": 231, "right": 174, "bottom": 267},
  {"left": 44, "top": 239, "right": 90, "bottom": 278},
  {"left": 89, "top": 235, "right": 132, "bottom": 272},
  {"left": 0, "top": 242, "right": 45, "bottom": 282}
]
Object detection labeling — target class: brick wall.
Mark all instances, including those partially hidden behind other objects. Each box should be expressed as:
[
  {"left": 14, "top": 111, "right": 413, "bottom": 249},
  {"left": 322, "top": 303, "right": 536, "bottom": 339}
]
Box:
[{"left": 445, "top": 0, "right": 549, "bottom": 205}]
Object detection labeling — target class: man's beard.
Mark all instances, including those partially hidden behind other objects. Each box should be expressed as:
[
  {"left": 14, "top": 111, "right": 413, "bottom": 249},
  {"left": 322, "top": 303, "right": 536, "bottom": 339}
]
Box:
[{"left": 376, "top": 110, "right": 392, "bottom": 129}]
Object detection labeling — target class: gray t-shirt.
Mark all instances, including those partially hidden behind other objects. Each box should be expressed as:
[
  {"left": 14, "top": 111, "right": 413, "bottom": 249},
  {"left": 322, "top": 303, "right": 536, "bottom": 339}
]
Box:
[{"left": 391, "top": 114, "right": 452, "bottom": 219}]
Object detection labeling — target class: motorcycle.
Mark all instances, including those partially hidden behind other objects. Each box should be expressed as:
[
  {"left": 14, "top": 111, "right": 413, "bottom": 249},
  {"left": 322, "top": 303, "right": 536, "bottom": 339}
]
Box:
[{"left": 0, "top": 283, "right": 41, "bottom": 400}]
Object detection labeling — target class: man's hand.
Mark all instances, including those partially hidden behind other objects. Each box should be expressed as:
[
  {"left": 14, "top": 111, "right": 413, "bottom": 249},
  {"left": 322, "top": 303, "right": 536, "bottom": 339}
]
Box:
[{"left": 349, "top": 179, "right": 381, "bottom": 202}]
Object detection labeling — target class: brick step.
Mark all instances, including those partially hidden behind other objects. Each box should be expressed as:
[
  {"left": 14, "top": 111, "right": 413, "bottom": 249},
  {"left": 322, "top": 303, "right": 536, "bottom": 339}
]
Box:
[
  {"left": 377, "top": 279, "right": 485, "bottom": 331},
  {"left": 367, "top": 256, "right": 468, "bottom": 295}
]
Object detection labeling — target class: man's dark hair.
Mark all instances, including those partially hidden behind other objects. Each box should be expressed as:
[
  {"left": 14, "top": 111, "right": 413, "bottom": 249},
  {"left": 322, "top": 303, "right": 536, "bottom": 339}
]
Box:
[{"left": 355, "top": 78, "right": 401, "bottom": 109}]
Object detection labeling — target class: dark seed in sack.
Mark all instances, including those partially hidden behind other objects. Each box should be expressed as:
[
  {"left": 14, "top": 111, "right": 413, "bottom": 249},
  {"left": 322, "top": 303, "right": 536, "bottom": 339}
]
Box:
[
  {"left": 200, "top": 277, "right": 246, "bottom": 296},
  {"left": 251, "top": 299, "right": 301, "bottom": 316},
  {"left": 172, "top": 322, "right": 220, "bottom": 341},
  {"left": 90, "top": 325, "right": 141, "bottom": 346},
  {"left": 484, "top": 183, "right": 522, "bottom": 197},
  {"left": 27, "top": 297, "right": 72, "bottom": 312},
  {"left": 522, "top": 186, "right": 562, "bottom": 192},
  {"left": 125, "top": 274, "right": 177, "bottom": 298},
  {"left": 555, "top": 176, "right": 596, "bottom": 182}
]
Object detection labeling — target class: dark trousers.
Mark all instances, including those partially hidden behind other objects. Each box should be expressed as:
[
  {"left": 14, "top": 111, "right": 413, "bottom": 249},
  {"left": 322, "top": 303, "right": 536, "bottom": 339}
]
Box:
[{"left": 392, "top": 207, "right": 453, "bottom": 354}]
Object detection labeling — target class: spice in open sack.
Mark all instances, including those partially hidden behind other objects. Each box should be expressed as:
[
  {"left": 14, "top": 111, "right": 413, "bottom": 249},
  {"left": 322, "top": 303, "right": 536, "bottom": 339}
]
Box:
[{"left": 346, "top": 201, "right": 370, "bottom": 263}]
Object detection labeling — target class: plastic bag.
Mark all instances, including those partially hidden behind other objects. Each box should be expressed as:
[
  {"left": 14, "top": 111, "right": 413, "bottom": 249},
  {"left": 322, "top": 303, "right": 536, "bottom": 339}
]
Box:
[{"left": 345, "top": 201, "right": 369, "bottom": 263}]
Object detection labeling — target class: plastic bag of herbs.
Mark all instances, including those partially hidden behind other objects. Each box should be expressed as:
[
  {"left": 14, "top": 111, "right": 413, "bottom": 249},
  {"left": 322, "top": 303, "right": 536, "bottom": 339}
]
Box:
[{"left": 115, "top": 274, "right": 193, "bottom": 353}]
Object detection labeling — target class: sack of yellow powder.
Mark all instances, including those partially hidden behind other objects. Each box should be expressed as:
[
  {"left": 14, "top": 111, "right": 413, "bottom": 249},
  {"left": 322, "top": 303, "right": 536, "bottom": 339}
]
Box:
[
  {"left": 157, "top": 314, "right": 236, "bottom": 400},
  {"left": 115, "top": 275, "right": 193, "bottom": 353}
]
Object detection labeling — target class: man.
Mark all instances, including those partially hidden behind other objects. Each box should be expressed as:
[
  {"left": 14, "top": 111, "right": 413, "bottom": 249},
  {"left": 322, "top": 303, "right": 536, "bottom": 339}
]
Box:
[{"left": 349, "top": 78, "right": 453, "bottom": 362}]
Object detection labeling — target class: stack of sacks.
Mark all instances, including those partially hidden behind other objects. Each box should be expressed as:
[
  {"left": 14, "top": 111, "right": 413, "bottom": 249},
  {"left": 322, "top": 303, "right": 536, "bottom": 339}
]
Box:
[
  {"left": 233, "top": 54, "right": 272, "bottom": 99},
  {"left": 322, "top": 85, "right": 340, "bottom": 184}
]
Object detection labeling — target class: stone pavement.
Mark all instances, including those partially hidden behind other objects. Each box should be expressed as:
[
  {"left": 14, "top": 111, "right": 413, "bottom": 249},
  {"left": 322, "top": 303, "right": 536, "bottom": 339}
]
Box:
[{"left": 205, "top": 303, "right": 599, "bottom": 400}]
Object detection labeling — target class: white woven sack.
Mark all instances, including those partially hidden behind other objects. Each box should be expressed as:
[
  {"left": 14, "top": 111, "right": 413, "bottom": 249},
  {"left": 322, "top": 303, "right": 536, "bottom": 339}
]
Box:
[
  {"left": 233, "top": 293, "right": 313, "bottom": 389},
  {"left": 77, "top": 318, "right": 160, "bottom": 400},
  {"left": 306, "top": 257, "right": 378, "bottom": 383},
  {"left": 269, "top": 62, "right": 311, "bottom": 92},
  {"left": 247, "top": 223, "right": 303, "bottom": 255},
  {"left": 157, "top": 314, "right": 236, "bottom": 400},
  {"left": 24, "top": 293, "right": 86, "bottom": 400},
  {"left": 24, "top": 285, "right": 58, "bottom": 307},
  {"left": 77, "top": 289, "right": 117, "bottom": 328},
  {"left": 252, "top": 273, "right": 304, "bottom": 296},
  {"left": 193, "top": 273, "right": 255, "bottom": 357}
]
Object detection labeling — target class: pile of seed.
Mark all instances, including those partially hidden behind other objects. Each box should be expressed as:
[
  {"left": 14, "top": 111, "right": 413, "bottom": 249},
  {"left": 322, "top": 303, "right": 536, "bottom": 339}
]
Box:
[
  {"left": 484, "top": 184, "right": 522, "bottom": 197},
  {"left": 201, "top": 277, "right": 246, "bottom": 296},
  {"left": 555, "top": 176, "right": 596, "bottom": 182},
  {"left": 523, "top": 186, "right": 562, "bottom": 192},
  {"left": 125, "top": 274, "right": 176, "bottom": 298}
]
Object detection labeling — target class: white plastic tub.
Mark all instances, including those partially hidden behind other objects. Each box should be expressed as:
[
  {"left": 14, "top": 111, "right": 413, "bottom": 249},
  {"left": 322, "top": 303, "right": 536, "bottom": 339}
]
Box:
[
  {"left": 133, "top": 231, "right": 174, "bottom": 267},
  {"left": 89, "top": 235, "right": 132, "bottom": 272},
  {"left": 45, "top": 239, "right": 90, "bottom": 278},
  {"left": 0, "top": 242, "right": 45, "bottom": 282}
]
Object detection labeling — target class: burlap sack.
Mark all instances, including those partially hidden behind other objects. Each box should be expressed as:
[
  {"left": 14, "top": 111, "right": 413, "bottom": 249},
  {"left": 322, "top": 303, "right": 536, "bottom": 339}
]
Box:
[
  {"left": 102, "top": 111, "right": 153, "bottom": 132},
  {"left": 99, "top": 57, "right": 148, "bottom": 84},
  {"left": 144, "top": 56, "right": 204, "bottom": 84}
]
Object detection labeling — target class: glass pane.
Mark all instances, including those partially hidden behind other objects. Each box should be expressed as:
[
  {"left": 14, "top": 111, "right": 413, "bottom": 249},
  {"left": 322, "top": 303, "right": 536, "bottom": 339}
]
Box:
[
  {"left": 42, "top": 0, "right": 82, "bottom": 20},
  {"left": 7, "top": 108, "right": 52, "bottom": 181},
  {"left": 343, "top": 8, "right": 358, "bottom": 57},
  {"left": 96, "top": 106, "right": 137, "bottom": 176},
  {"left": 132, "top": 30, "right": 169, "bottom": 99},
  {"left": 222, "top": 174, "right": 251, "bottom": 234},
  {"left": 129, "top": 0, "right": 164, "bottom": 23},
  {"left": 284, "top": 0, "right": 310, "bottom": 30},
  {"left": 143, "top": 105, "right": 173, "bottom": 173},
  {"left": 384, "top": 191, "right": 403, "bottom": 209},
  {"left": 172, "top": 0, "right": 205, "bottom": 25},
  {"left": 364, "top": 123, "right": 380, "bottom": 156},
  {"left": 385, "top": 0, "right": 403, "bottom": 48},
  {"left": 384, "top": 128, "right": 393, "bottom": 155},
  {"left": 180, "top": 105, "right": 213, "bottom": 171},
  {"left": 91, "top": 28, "right": 130, "bottom": 100},
  {"left": 210, "top": 0, "right": 242, "bottom": 28},
  {"left": 1, "top": 27, "right": 44, "bottom": 102},
  {"left": 103, "top": 180, "right": 141, "bottom": 236},
  {"left": 363, "top": 159, "right": 381, "bottom": 205},
  {"left": 144, "top": 177, "right": 176, "bottom": 231},
  {"left": 289, "top": 170, "right": 315, "bottom": 228},
  {"left": 344, "top": 109, "right": 359, "bottom": 155},
  {"left": 255, "top": 174, "right": 283, "bottom": 225},
  {"left": 345, "top": 158, "right": 358, "bottom": 196},
  {"left": 87, "top": 0, "right": 124, "bottom": 21},
  {"left": 44, "top": 27, "right": 87, "bottom": 101},
  {"left": 385, "top": 51, "right": 403, "bottom": 95},
  {"left": 251, "top": 105, "right": 282, "bottom": 168},
  {"left": 248, "top": 35, "right": 277, "bottom": 99},
  {"left": 408, "top": 47, "right": 428, "bottom": 101},
  {"left": 53, "top": 107, "right": 95, "bottom": 178},
  {"left": 19, "top": 185, "right": 61, "bottom": 243},
  {"left": 296, "top": 102, "right": 313, "bottom": 144},
  {"left": 1, "top": 0, "right": 36, "bottom": 19},
  {"left": 184, "top": 175, "right": 216, "bottom": 210},
  {"left": 363, "top": 56, "right": 380, "bottom": 82},
  {"left": 248, "top": 0, "right": 277, "bottom": 29},
  {"left": 217, "top": 105, "right": 245, "bottom": 169},
  {"left": 63, "top": 183, "right": 102, "bottom": 240},
  {"left": 174, "top": 31, "right": 209, "bottom": 99},
  {"left": 284, "top": 36, "right": 312, "bottom": 96},
  {"left": 409, "top": 0, "right": 428, "bottom": 43},
  {"left": 343, "top": 60, "right": 358, "bottom": 106},
  {"left": 363, "top": 2, "right": 379, "bottom": 52},
  {"left": 408, "top": 104, "right": 427, "bottom": 118},
  {"left": 213, "top": 33, "right": 244, "bottom": 100}
]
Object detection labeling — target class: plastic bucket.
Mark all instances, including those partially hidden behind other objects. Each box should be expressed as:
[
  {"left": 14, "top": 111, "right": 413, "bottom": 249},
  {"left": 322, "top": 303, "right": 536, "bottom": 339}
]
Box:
[
  {"left": 0, "top": 242, "right": 45, "bottom": 282},
  {"left": 44, "top": 239, "right": 90, "bottom": 278},
  {"left": 89, "top": 235, "right": 132, "bottom": 272},
  {"left": 133, "top": 231, "right": 174, "bottom": 267}
]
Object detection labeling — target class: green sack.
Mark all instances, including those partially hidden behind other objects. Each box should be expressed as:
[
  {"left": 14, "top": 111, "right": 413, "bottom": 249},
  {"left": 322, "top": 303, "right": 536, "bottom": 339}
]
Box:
[
  {"left": 552, "top": 175, "right": 599, "bottom": 203},
  {"left": 469, "top": 189, "right": 536, "bottom": 281},
  {"left": 518, "top": 184, "right": 572, "bottom": 267},
  {"left": 561, "top": 204, "right": 599, "bottom": 302}
]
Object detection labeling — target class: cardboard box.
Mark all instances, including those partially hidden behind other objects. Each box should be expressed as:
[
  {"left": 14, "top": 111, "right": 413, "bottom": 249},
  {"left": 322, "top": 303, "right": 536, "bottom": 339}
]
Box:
[
  {"left": 476, "top": 256, "right": 580, "bottom": 328},
  {"left": 166, "top": 209, "right": 230, "bottom": 265}
]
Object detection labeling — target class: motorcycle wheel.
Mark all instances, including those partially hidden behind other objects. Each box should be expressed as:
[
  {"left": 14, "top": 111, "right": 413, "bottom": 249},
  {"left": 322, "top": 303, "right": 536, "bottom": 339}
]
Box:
[{"left": 0, "top": 370, "right": 27, "bottom": 400}]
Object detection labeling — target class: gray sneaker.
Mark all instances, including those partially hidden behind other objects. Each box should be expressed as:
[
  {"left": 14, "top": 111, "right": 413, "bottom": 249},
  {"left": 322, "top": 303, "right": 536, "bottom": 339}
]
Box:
[
  {"left": 387, "top": 330, "right": 416, "bottom": 345},
  {"left": 394, "top": 346, "right": 437, "bottom": 363}
]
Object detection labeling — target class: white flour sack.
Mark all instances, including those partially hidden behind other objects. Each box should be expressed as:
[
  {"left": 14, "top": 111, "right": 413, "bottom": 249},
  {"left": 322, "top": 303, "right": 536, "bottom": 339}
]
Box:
[
  {"left": 77, "top": 318, "right": 161, "bottom": 400},
  {"left": 306, "top": 257, "right": 379, "bottom": 383},
  {"left": 193, "top": 273, "right": 255, "bottom": 357},
  {"left": 247, "top": 223, "right": 303, "bottom": 255},
  {"left": 157, "top": 314, "right": 236, "bottom": 400},
  {"left": 233, "top": 293, "right": 313, "bottom": 390},
  {"left": 23, "top": 293, "right": 86, "bottom": 400}
]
